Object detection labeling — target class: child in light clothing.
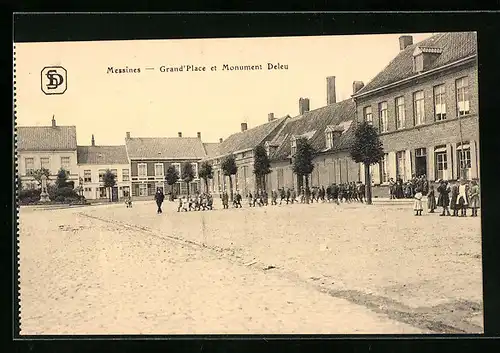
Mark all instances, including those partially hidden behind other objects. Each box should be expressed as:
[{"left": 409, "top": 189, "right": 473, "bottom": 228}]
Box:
[{"left": 413, "top": 188, "right": 423, "bottom": 216}]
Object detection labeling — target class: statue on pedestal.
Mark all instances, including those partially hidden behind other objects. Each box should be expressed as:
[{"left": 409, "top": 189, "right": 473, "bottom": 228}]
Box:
[{"left": 39, "top": 175, "right": 51, "bottom": 203}]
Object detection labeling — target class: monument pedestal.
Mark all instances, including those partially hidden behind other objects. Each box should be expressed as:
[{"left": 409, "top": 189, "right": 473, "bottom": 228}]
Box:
[{"left": 39, "top": 175, "right": 51, "bottom": 203}]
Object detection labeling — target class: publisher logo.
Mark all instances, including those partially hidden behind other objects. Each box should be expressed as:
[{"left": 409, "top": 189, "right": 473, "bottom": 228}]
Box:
[{"left": 41, "top": 66, "right": 67, "bottom": 95}]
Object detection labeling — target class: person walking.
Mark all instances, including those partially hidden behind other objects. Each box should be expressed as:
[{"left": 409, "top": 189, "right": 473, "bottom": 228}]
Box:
[
  {"left": 222, "top": 191, "right": 229, "bottom": 209},
  {"left": 437, "top": 180, "right": 451, "bottom": 216},
  {"left": 427, "top": 184, "right": 437, "bottom": 213},
  {"left": 155, "top": 188, "right": 165, "bottom": 214},
  {"left": 357, "top": 181, "right": 365, "bottom": 204},
  {"left": 413, "top": 188, "right": 424, "bottom": 216},
  {"left": 469, "top": 180, "right": 480, "bottom": 217}
]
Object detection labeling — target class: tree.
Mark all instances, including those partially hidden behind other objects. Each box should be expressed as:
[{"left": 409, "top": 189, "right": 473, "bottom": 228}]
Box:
[
  {"left": 103, "top": 169, "right": 116, "bottom": 202},
  {"left": 55, "top": 168, "right": 69, "bottom": 189},
  {"left": 292, "top": 137, "right": 315, "bottom": 201},
  {"left": 221, "top": 154, "right": 237, "bottom": 202},
  {"left": 181, "top": 162, "right": 195, "bottom": 197},
  {"left": 198, "top": 161, "right": 213, "bottom": 193},
  {"left": 165, "top": 165, "right": 180, "bottom": 197},
  {"left": 349, "top": 121, "right": 385, "bottom": 205},
  {"left": 253, "top": 145, "right": 271, "bottom": 191},
  {"left": 32, "top": 168, "right": 51, "bottom": 187}
]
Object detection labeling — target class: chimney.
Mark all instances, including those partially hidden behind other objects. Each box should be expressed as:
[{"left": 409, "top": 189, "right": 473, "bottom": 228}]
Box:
[
  {"left": 219, "top": 138, "right": 223, "bottom": 143},
  {"left": 51, "top": 115, "right": 56, "bottom": 127},
  {"left": 299, "top": 98, "right": 310, "bottom": 115},
  {"left": 268, "top": 113, "right": 275, "bottom": 122},
  {"left": 91, "top": 134, "right": 95, "bottom": 146},
  {"left": 178, "top": 132, "right": 182, "bottom": 137},
  {"left": 326, "top": 76, "right": 336, "bottom": 104},
  {"left": 241, "top": 123, "right": 248, "bottom": 132},
  {"left": 352, "top": 81, "right": 365, "bottom": 95},
  {"left": 126, "top": 132, "right": 130, "bottom": 139},
  {"left": 399, "top": 35, "right": 413, "bottom": 51},
  {"left": 197, "top": 132, "right": 201, "bottom": 139}
]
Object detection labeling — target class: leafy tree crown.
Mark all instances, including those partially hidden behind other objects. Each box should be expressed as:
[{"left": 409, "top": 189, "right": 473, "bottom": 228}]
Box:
[
  {"left": 165, "top": 165, "right": 180, "bottom": 185},
  {"left": 198, "top": 161, "right": 213, "bottom": 180},
  {"left": 181, "top": 162, "right": 195, "bottom": 183},
  {"left": 253, "top": 145, "right": 271, "bottom": 177},
  {"left": 103, "top": 169, "right": 116, "bottom": 188},
  {"left": 349, "top": 121, "right": 385, "bottom": 165},
  {"left": 56, "top": 168, "right": 69, "bottom": 188},
  {"left": 292, "top": 137, "right": 315, "bottom": 176},
  {"left": 221, "top": 155, "right": 237, "bottom": 176}
]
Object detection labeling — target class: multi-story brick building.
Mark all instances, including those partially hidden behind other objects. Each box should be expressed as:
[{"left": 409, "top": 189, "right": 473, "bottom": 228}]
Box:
[
  {"left": 268, "top": 76, "right": 360, "bottom": 191},
  {"left": 205, "top": 116, "right": 289, "bottom": 196},
  {"left": 17, "top": 117, "right": 79, "bottom": 188},
  {"left": 124, "top": 131, "right": 213, "bottom": 197},
  {"left": 352, "top": 32, "right": 479, "bottom": 187},
  {"left": 77, "top": 135, "right": 131, "bottom": 201}
]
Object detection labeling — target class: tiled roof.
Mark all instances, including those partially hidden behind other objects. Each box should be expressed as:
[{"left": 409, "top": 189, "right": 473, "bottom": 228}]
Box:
[
  {"left": 77, "top": 145, "right": 129, "bottom": 165},
  {"left": 356, "top": 32, "right": 477, "bottom": 95},
  {"left": 17, "top": 126, "right": 77, "bottom": 151},
  {"left": 216, "top": 117, "right": 288, "bottom": 156},
  {"left": 125, "top": 137, "right": 207, "bottom": 160},
  {"left": 203, "top": 143, "right": 220, "bottom": 158},
  {"left": 270, "top": 99, "right": 356, "bottom": 160}
]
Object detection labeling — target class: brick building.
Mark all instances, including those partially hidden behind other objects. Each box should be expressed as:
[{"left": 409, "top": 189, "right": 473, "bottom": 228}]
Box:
[
  {"left": 17, "top": 117, "right": 79, "bottom": 188},
  {"left": 77, "top": 134, "right": 131, "bottom": 201},
  {"left": 205, "top": 116, "right": 288, "bottom": 196},
  {"left": 124, "top": 131, "right": 212, "bottom": 197},
  {"left": 352, "top": 32, "right": 479, "bottom": 187},
  {"left": 268, "top": 76, "right": 360, "bottom": 191}
]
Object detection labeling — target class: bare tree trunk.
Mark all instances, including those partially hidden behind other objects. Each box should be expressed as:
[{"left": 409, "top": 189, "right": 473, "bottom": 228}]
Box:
[
  {"left": 204, "top": 178, "right": 209, "bottom": 193},
  {"left": 229, "top": 175, "right": 234, "bottom": 202},
  {"left": 365, "top": 162, "right": 372, "bottom": 205},
  {"left": 305, "top": 175, "right": 310, "bottom": 204}
]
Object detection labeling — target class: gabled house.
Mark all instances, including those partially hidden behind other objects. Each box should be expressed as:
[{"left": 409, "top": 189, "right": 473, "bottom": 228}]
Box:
[
  {"left": 17, "top": 116, "right": 78, "bottom": 189},
  {"left": 124, "top": 131, "right": 209, "bottom": 197},
  {"left": 204, "top": 114, "right": 289, "bottom": 196},
  {"left": 352, "top": 32, "right": 479, "bottom": 185},
  {"left": 77, "top": 134, "right": 131, "bottom": 201}
]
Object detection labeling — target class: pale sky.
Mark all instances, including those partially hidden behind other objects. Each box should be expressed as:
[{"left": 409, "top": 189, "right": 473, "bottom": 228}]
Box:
[{"left": 15, "top": 33, "right": 432, "bottom": 145}]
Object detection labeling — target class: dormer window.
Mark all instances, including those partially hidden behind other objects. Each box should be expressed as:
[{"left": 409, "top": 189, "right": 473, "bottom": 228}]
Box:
[
  {"left": 326, "top": 131, "right": 334, "bottom": 149},
  {"left": 413, "top": 53, "right": 424, "bottom": 73},
  {"left": 291, "top": 137, "right": 297, "bottom": 156},
  {"left": 413, "top": 46, "right": 442, "bottom": 73}
]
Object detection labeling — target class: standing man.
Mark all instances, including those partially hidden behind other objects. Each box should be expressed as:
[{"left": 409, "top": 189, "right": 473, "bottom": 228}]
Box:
[
  {"left": 155, "top": 188, "right": 165, "bottom": 214},
  {"left": 357, "top": 181, "right": 365, "bottom": 204}
]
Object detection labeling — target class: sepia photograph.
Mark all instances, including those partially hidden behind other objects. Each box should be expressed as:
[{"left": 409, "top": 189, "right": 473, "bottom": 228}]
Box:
[{"left": 14, "top": 30, "right": 482, "bottom": 335}]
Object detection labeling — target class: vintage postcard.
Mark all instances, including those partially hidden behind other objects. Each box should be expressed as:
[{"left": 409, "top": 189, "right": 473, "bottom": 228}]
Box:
[{"left": 15, "top": 31, "right": 483, "bottom": 335}]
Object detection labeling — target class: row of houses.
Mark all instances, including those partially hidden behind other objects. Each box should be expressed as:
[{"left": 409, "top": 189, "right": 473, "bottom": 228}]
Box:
[{"left": 17, "top": 32, "right": 479, "bottom": 200}]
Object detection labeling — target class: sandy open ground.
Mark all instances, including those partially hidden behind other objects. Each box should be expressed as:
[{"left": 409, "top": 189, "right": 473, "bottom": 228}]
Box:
[{"left": 18, "top": 200, "right": 483, "bottom": 334}]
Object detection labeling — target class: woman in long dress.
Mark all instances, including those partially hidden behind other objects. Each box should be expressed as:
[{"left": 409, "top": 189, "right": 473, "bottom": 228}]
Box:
[
  {"left": 469, "top": 180, "right": 480, "bottom": 217},
  {"left": 457, "top": 179, "right": 469, "bottom": 217},
  {"left": 437, "top": 180, "right": 451, "bottom": 216},
  {"left": 449, "top": 181, "right": 460, "bottom": 217},
  {"left": 427, "top": 184, "right": 437, "bottom": 213}
]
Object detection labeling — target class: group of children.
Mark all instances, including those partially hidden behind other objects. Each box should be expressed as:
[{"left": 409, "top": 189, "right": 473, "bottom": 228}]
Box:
[
  {"left": 413, "top": 179, "right": 480, "bottom": 217},
  {"left": 177, "top": 192, "right": 214, "bottom": 212}
]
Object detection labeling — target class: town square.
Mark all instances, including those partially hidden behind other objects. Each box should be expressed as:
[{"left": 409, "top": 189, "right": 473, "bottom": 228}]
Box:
[{"left": 15, "top": 31, "right": 482, "bottom": 334}]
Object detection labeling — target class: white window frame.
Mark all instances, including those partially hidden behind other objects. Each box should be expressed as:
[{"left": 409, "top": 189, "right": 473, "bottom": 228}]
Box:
[
  {"left": 380, "top": 153, "right": 389, "bottom": 183},
  {"left": 434, "top": 146, "right": 448, "bottom": 180},
  {"left": 99, "top": 187, "right": 107, "bottom": 198},
  {"left": 83, "top": 169, "right": 92, "bottom": 183},
  {"left": 25, "top": 157, "right": 34, "bottom": 175},
  {"left": 379, "top": 101, "right": 388, "bottom": 132},
  {"left": 326, "top": 131, "right": 334, "bottom": 149},
  {"left": 457, "top": 143, "right": 471, "bottom": 179},
  {"left": 172, "top": 163, "right": 181, "bottom": 176},
  {"left": 138, "top": 163, "right": 148, "bottom": 177},
  {"left": 413, "top": 53, "right": 424, "bottom": 72},
  {"left": 40, "top": 157, "right": 50, "bottom": 170},
  {"left": 434, "top": 84, "right": 446, "bottom": 121},
  {"left": 395, "top": 96, "right": 405, "bottom": 130},
  {"left": 191, "top": 162, "right": 198, "bottom": 178},
  {"left": 396, "top": 151, "right": 406, "bottom": 180},
  {"left": 456, "top": 76, "right": 470, "bottom": 116},
  {"left": 139, "top": 183, "right": 148, "bottom": 196},
  {"left": 154, "top": 163, "right": 164, "bottom": 177},
  {"left": 364, "top": 106, "right": 373, "bottom": 125},
  {"left": 291, "top": 138, "right": 297, "bottom": 156},
  {"left": 98, "top": 169, "right": 106, "bottom": 182},
  {"left": 413, "top": 90, "right": 425, "bottom": 126},
  {"left": 60, "top": 156, "right": 70, "bottom": 172},
  {"left": 122, "top": 169, "right": 130, "bottom": 181}
]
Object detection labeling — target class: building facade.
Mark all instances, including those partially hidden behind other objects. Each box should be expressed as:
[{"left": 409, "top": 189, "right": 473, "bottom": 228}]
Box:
[
  {"left": 353, "top": 32, "right": 479, "bottom": 186},
  {"left": 125, "top": 132, "right": 211, "bottom": 197},
  {"left": 77, "top": 135, "right": 131, "bottom": 200},
  {"left": 17, "top": 117, "right": 79, "bottom": 189}
]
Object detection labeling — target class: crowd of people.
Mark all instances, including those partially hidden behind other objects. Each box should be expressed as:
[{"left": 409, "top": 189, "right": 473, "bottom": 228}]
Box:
[
  {"left": 422, "top": 178, "right": 481, "bottom": 217},
  {"left": 389, "top": 175, "right": 429, "bottom": 199}
]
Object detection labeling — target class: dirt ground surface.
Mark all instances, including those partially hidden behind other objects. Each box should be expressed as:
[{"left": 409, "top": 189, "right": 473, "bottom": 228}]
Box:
[{"left": 18, "top": 200, "right": 483, "bottom": 334}]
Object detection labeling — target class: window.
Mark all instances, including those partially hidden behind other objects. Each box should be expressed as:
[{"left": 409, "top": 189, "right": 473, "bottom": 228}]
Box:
[
  {"left": 396, "top": 151, "right": 406, "bottom": 180},
  {"left": 25, "top": 158, "right": 34, "bottom": 175},
  {"left": 379, "top": 102, "right": 388, "bottom": 132},
  {"left": 139, "top": 184, "right": 148, "bottom": 196},
  {"left": 172, "top": 163, "right": 181, "bottom": 176},
  {"left": 40, "top": 157, "right": 50, "bottom": 170},
  {"left": 98, "top": 169, "right": 106, "bottom": 182},
  {"left": 413, "top": 91, "right": 425, "bottom": 126},
  {"left": 154, "top": 163, "right": 164, "bottom": 177},
  {"left": 138, "top": 163, "right": 147, "bottom": 177},
  {"left": 291, "top": 138, "right": 297, "bottom": 156},
  {"left": 457, "top": 143, "right": 471, "bottom": 180},
  {"left": 456, "top": 77, "right": 470, "bottom": 116},
  {"left": 122, "top": 169, "right": 130, "bottom": 181},
  {"left": 84, "top": 170, "right": 92, "bottom": 183},
  {"left": 380, "top": 153, "right": 389, "bottom": 183},
  {"left": 111, "top": 169, "right": 118, "bottom": 177},
  {"left": 434, "top": 146, "right": 448, "bottom": 180},
  {"left": 413, "top": 54, "right": 423, "bottom": 72},
  {"left": 363, "top": 106, "right": 373, "bottom": 125},
  {"left": 395, "top": 96, "right": 405, "bottom": 129},
  {"left": 326, "top": 131, "right": 334, "bottom": 149},
  {"left": 122, "top": 186, "right": 130, "bottom": 197},
  {"left": 99, "top": 187, "right": 107, "bottom": 198},
  {"left": 434, "top": 84, "right": 446, "bottom": 121},
  {"left": 61, "top": 156, "right": 70, "bottom": 172},
  {"left": 191, "top": 163, "right": 198, "bottom": 178}
]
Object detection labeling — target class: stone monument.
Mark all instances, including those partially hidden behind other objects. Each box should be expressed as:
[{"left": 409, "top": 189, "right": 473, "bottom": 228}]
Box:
[{"left": 39, "top": 174, "right": 51, "bottom": 203}]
